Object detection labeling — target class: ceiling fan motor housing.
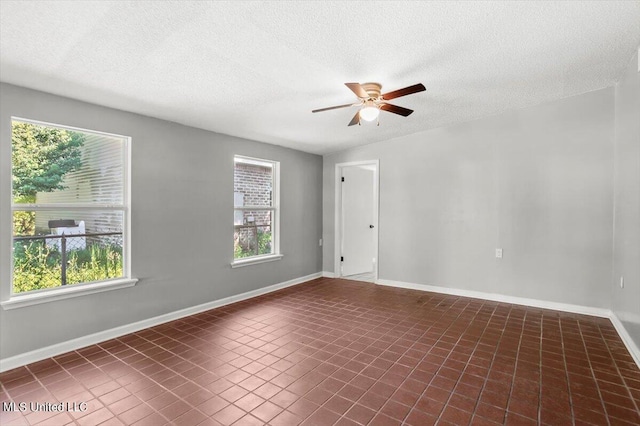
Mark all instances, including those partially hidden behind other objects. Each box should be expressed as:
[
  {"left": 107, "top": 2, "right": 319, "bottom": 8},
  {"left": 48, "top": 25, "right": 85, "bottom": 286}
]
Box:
[{"left": 361, "top": 82, "right": 382, "bottom": 100}]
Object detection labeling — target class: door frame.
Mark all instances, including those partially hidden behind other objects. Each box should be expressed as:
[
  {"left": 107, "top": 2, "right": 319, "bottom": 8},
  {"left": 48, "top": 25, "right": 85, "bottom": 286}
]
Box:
[{"left": 334, "top": 160, "right": 380, "bottom": 281}]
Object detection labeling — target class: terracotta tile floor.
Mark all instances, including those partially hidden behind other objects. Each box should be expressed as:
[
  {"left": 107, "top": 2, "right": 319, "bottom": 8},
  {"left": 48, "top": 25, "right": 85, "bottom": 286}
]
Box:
[{"left": 1, "top": 278, "right": 639, "bottom": 425}]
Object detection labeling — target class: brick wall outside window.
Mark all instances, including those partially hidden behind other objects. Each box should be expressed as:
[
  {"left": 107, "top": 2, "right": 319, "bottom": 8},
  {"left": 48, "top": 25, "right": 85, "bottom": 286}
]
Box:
[{"left": 233, "top": 163, "right": 272, "bottom": 225}]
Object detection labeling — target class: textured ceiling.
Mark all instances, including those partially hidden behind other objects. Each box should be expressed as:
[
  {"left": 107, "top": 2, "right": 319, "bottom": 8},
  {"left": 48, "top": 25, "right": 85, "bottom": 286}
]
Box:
[{"left": 1, "top": 1, "right": 639, "bottom": 155}]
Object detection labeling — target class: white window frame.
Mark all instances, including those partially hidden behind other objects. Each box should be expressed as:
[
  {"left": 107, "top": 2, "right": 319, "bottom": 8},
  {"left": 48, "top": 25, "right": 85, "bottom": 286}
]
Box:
[
  {"left": 1, "top": 117, "right": 137, "bottom": 310},
  {"left": 231, "top": 155, "right": 282, "bottom": 268}
]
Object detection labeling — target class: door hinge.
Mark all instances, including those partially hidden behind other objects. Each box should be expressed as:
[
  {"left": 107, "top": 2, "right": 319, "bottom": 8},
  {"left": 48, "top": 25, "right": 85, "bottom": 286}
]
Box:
[
  {"left": 341, "top": 177, "right": 344, "bottom": 182},
  {"left": 341, "top": 256, "right": 344, "bottom": 262}
]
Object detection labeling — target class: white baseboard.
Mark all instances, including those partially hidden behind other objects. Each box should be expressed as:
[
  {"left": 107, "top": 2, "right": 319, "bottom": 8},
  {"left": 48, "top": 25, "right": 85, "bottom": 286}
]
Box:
[
  {"left": 375, "top": 279, "right": 611, "bottom": 317},
  {"left": 0, "top": 272, "right": 322, "bottom": 373},
  {"left": 322, "top": 271, "right": 336, "bottom": 278},
  {"left": 609, "top": 313, "right": 640, "bottom": 369},
  {"left": 376, "top": 278, "right": 640, "bottom": 369}
]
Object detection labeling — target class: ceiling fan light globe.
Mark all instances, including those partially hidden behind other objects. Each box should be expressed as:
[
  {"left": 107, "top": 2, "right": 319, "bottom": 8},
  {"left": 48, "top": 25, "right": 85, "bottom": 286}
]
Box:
[{"left": 360, "top": 106, "right": 379, "bottom": 122}]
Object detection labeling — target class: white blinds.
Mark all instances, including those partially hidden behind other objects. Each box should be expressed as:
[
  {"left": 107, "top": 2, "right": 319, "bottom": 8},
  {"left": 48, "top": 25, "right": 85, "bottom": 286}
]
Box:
[{"left": 35, "top": 132, "right": 125, "bottom": 205}]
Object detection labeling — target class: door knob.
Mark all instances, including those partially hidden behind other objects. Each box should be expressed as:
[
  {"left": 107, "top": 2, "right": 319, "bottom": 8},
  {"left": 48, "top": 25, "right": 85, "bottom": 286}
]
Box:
[{"left": 369, "top": 225, "right": 375, "bottom": 228}]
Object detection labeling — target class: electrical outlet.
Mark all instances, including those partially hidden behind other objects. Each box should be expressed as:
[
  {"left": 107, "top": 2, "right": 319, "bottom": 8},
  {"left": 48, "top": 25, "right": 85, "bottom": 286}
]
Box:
[
  {"left": 620, "top": 276, "right": 624, "bottom": 289},
  {"left": 319, "top": 239, "right": 323, "bottom": 247},
  {"left": 495, "top": 248, "right": 503, "bottom": 259}
]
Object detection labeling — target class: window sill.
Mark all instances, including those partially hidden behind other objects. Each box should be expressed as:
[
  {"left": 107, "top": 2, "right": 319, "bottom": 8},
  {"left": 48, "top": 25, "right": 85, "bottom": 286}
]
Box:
[
  {"left": 231, "top": 254, "right": 283, "bottom": 268},
  {"left": 1, "top": 278, "right": 138, "bottom": 310}
]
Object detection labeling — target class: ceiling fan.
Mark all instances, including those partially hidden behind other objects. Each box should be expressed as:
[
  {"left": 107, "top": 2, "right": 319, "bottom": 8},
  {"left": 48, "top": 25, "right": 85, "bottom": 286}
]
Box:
[{"left": 312, "top": 82, "right": 426, "bottom": 126}]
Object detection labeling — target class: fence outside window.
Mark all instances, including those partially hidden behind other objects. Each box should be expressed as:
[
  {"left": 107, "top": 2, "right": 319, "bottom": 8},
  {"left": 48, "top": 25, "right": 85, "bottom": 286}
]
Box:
[{"left": 12, "top": 231, "right": 123, "bottom": 291}]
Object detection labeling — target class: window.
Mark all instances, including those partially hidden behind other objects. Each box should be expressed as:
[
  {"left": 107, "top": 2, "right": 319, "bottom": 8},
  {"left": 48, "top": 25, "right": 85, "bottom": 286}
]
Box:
[
  {"left": 233, "top": 155, "right": 281, "bottom": 266},
  {"left": 7, "top": 118, "right": 133, "bottom": 303}
]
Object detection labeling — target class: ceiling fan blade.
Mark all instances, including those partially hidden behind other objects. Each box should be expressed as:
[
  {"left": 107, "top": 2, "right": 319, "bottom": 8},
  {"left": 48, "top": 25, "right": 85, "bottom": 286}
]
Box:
[
  {"left": 380, "top": 103, "right": 414, "bottom": 117},
  {"left": 347, "top": 111, "right": 360, "bottom": 126},
  {"left": 312, "top": 103, "right": 357, "bottom": 113},
  {"left": 381, "top": 83, "right": 426, "bottom": 100},
  {"left": 345, "top": 82, "right": 370, "bottom": 99}
]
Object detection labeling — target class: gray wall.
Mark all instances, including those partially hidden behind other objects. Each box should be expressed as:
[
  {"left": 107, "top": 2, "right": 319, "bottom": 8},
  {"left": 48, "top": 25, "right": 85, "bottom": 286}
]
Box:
[
  {"left": 324, "top": 88, "right": 615, "bottom": 309},
  {"left": 613, "top": 50, "right": 640, "bottom": 348},
  {"left": 0, "top": 83, "right": 323, "bottom": 359}
]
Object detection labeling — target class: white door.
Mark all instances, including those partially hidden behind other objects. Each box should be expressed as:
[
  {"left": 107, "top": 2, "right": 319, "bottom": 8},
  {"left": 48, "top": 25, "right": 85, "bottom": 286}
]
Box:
[{"left": 341, "top": 165, "right": 376, "bottom": 276}]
